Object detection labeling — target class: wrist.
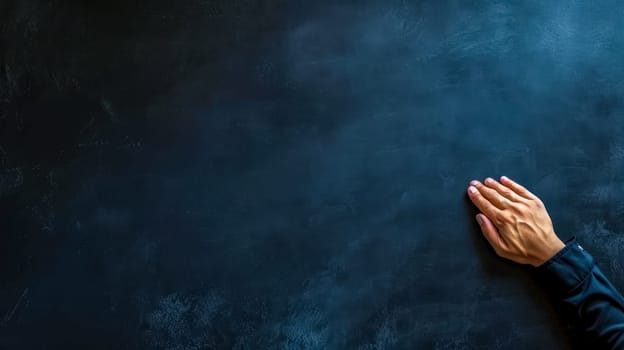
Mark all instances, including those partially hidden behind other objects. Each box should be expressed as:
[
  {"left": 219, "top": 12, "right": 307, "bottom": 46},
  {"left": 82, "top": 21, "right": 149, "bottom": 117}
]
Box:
[{"left": 535, "top": 237, "right": 565, "bottom": 267}]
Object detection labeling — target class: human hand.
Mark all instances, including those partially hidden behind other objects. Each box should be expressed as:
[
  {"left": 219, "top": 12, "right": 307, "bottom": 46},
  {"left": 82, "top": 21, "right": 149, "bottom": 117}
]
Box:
[{"left": 467, "top": 176, "right": 565, "bottom": 267}]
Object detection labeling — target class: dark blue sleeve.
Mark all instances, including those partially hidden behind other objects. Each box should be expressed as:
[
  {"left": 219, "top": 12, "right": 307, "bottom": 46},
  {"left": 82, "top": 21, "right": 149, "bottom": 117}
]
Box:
[{"left": 537, "top": 237, "right": 624, "bottom": 349}]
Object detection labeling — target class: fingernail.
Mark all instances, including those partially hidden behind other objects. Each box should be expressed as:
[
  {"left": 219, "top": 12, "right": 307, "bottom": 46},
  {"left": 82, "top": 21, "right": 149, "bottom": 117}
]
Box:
[
  {"left": 468, "top": 186, "right": 477, "bottom": 194},
  {"left": 476, "top": 214, "right": 482, "bottom": 225},
  {"left": 485, "top": 177, "right": 494, "bottom": 184},
  {"left": 501, "top": 176, "right": 509, "bottom": 182},
  {"left": 470, "top": 180, "right": 479, "bottom": 186}
]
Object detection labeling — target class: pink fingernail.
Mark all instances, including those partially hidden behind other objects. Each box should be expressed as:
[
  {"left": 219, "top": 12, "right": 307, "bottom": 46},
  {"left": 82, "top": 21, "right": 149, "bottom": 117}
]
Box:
[
  {"left": 476, "top": 215, "right": 482, "bottom": 225},
  {"left": 468, "top": 186, "right": 477, "bottom": 194},
  {"left": 470, "top": 180, "right": 479, "bottom": 186},
  {"left": 501, "top": 176, "right": 509, "bottom": 182}
]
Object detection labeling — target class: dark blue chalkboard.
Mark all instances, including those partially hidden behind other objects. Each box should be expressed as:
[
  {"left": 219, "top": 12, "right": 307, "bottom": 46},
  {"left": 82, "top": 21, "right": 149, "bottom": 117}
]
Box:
[{"left": 2, "top": 0, "right": 624, "bottom": 348}]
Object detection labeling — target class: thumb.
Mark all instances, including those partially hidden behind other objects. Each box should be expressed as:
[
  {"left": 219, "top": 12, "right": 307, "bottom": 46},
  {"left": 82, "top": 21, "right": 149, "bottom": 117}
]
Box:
[{"left": 476, "top": 214, "right": 501, "bottom": 250}]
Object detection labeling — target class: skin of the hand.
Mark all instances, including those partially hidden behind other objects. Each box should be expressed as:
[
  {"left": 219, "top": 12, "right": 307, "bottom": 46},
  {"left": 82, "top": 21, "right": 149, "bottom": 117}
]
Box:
[{"left": 466, "top": 176, "right": 565, "bottom": 267}]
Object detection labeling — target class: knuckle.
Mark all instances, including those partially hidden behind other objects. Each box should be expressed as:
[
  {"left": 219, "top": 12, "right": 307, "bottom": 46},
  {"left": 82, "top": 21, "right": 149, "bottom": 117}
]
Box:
[
  {"left": 493, "top": 214, "right": 505, "bottom": 226},
  {"left": 515, "top": 202, "right": 530, "bottom": 212},
  {"left": 500, "top": 210, "right": 514, "bottom": 223},
  {"left": 509, "top": 205, "right": 523, "bottom": 216}
]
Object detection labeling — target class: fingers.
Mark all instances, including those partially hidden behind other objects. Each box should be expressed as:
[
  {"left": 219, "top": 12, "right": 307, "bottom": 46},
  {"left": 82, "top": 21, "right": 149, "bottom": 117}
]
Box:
[
  {"left": 500, "top": 176, "right": 538, "bottom": 200},
  {"left": 476, "top": 214, "right": 507, "bottom": 254},
  {"left": 483, "top": 177, "right": 525, "bottom": 203},
  {"left": 467, "top": 184, "right": 503, "bottom": 219},
  {"left": 470, "top": 180, "right": 513, "bottom": 209}
]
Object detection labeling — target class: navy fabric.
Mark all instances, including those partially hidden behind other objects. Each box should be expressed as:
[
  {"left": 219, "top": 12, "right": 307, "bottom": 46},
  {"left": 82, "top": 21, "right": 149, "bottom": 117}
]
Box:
[{"left": 538, "top": 238, "right": 624, "bottom": 349}]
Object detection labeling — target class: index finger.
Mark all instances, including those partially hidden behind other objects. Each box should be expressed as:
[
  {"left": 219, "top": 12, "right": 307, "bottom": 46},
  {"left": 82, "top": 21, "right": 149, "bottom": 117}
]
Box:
[{"left": 467, "top": 185, "right": 503, "bottom": 219}]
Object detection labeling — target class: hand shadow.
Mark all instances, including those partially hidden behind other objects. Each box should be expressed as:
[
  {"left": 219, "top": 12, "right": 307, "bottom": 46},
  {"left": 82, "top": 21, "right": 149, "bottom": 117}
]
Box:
[{"left": 463, "top": 195, "right": 584, "bottom": 349}]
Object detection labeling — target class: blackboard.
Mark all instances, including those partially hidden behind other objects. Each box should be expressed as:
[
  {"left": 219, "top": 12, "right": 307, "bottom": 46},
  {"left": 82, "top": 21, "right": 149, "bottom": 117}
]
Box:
[{"left": 2, "top": 0, "right": 624, "bottom": 348}]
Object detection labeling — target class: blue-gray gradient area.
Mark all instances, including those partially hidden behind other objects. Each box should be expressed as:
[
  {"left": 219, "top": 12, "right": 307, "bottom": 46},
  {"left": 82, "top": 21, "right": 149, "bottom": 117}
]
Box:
[{"left": 1, "top": 0, "right": 624, "bottom": 348}]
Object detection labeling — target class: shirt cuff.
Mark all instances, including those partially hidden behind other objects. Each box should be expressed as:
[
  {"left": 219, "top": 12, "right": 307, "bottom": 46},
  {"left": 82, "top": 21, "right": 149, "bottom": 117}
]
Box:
[{"left": 536, "top": 236, "right": 595, "bottom": 296}]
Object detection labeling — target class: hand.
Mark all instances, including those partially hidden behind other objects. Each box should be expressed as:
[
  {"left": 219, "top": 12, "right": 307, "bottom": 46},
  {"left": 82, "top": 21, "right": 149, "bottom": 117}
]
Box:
[{"left": 466, "top": 176, "right": 565, "bottom": 267}]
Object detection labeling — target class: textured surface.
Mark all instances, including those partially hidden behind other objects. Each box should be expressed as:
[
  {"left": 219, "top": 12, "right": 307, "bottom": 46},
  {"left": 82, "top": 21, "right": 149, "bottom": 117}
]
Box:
[{"left": 1, "top": 0, "right": 624, "bottom": 348}]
